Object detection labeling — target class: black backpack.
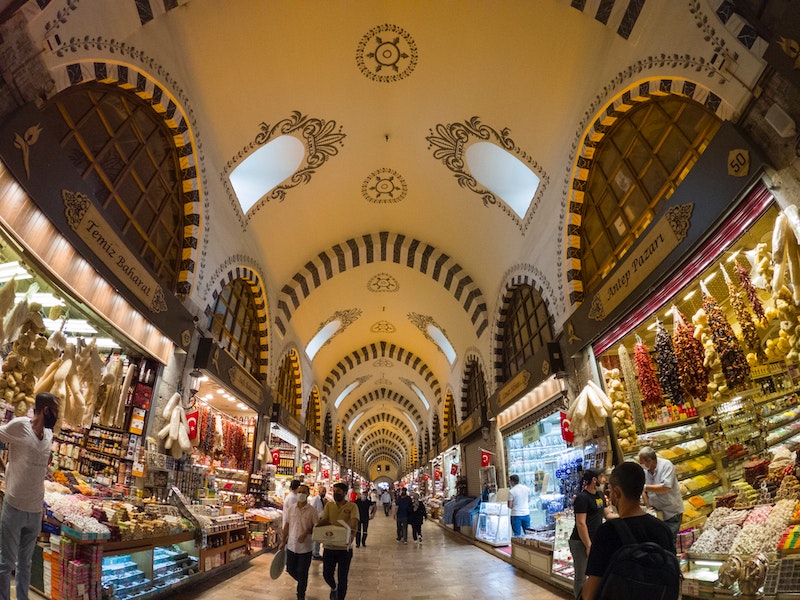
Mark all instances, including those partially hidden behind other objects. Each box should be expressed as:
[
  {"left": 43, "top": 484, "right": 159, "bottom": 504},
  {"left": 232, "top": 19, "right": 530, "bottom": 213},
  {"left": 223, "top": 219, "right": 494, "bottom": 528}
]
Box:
[{"left": 596, "top": 518, "right": 681, "bottom": 600}]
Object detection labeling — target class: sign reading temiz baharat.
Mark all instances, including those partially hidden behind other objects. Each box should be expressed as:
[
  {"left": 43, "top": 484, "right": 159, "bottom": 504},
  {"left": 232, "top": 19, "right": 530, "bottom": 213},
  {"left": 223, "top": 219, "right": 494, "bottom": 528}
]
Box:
[{"left": 63, "top": 189, "right": 168, "bottom": 314}]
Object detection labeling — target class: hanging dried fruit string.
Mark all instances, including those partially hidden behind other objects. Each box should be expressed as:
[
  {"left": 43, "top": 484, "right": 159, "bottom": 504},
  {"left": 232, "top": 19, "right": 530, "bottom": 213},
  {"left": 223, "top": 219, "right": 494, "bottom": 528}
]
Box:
[
  {"left": 722, "top": 263, "right": 766, "bottom": 361},
  {"left": 654, "top": 321, "right": 685, "bottom": 405},
  {"left": 618, "top": 344, "right": 646, "bottom": 433},
  {"left": 633, "top": 334, "right": 663, "bottom": 415},
  {"left": 734, "top": 259, "right": 767, "bottom": 324},
  {"left": 671, "top": 306, "right": 709, "bottom": 401},
  {"left": 701, "top": 280, "right": 751, "bottom": 392}
]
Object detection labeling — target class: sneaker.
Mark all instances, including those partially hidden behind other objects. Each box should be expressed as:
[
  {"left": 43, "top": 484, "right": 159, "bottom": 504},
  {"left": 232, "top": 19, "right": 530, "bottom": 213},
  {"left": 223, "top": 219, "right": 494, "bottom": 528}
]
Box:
[
  {"left": 403, "top": 540, "right": 408, "bottom": 544},
  {"left": 330, "top": 588, "right": 337, "bottom": 600}
]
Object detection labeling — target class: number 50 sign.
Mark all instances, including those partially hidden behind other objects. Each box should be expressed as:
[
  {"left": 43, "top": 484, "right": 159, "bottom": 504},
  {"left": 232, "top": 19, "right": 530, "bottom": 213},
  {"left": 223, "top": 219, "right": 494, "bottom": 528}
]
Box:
[{"left": 728, "top": 149, "right": 750, "bottom": 177}]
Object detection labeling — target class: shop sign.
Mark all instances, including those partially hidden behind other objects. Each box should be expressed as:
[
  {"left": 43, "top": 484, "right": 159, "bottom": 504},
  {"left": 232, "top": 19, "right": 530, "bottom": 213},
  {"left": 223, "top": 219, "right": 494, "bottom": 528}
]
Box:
[
  {"left": 195, "top": 338, "right": 268, "bottom": 411},
  {"left": 63, "top": 190, "right": 168, "bottom": 314},
  {"left": 589, "top": 204, "right": 693, "bottom": 322},
  {"left": 497, "top": 370, "right": 531, "bottom": 409},
  {"left": 457, "top": 410, "right": 482, "bottom": 441},
  {"left": 227, "top": 366, "right": 262, "bottom": 406},
  {"left": 521, "top": 424, "right": 540, "bottom": 446}
]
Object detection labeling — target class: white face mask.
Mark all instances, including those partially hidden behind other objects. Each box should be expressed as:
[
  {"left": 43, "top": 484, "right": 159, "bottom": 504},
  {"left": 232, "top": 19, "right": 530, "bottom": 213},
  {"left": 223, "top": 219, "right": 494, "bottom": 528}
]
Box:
[{"left": 297, "top": 493, "right": 309, "bottom": 503}]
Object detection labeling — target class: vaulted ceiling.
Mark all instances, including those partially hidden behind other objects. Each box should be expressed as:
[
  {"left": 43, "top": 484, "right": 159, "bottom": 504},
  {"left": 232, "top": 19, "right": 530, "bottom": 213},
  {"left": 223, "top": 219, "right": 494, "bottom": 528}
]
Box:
[{"left": 0, "top": 0, "right": 769, "bottom": 475}]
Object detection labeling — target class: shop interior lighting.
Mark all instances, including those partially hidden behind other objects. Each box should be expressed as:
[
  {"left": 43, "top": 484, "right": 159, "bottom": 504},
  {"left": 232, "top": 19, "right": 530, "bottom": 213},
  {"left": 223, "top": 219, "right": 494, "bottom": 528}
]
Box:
[
  {"left": 683, "top": 290, "right": 696, "bottom": 301},
  {"left": 236, "top": 402, "right": 248, "bottom": 410},
  {"left": 16, "top": 292, "right": 65, "bottom": 308},
  {"left": 44, "top": 318, "right": 97, "bottom": 334},
  {"left": 726, "top": 250, "right": 740, "bottom": 262},
  {"left": 227, "top": 397, "right": 235, "bottom": 402},
  {"left": 703, "top": 271, "right": 717, "bottom": 284},
  {"left": 65, "top": 336, "right": 119, "bottom": 349},
  {"left": 0, "top": 261, "right": 33, "bottom": 283}
]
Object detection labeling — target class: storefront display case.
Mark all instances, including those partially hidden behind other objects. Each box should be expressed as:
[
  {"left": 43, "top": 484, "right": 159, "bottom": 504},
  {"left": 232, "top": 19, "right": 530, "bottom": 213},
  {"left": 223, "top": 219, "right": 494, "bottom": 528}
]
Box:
[{"left": 474, "top": 502, "right": 511, "bottom": 546}]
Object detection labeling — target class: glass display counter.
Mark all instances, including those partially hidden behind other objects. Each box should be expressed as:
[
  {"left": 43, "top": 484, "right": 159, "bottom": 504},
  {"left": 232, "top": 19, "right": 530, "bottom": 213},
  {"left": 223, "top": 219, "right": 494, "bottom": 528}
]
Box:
[
  {"left": 551, "top": 513, "right": 575, "bottom": 584},
  {"left": 474, "top": 502, "right": 511, "bottom": 546}
]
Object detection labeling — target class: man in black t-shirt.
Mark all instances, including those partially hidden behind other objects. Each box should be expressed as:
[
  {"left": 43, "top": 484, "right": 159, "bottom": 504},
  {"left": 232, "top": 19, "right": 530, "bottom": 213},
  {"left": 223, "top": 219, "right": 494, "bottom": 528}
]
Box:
[
  {"left": 582, "top": 462, "right": 675, "bottom": 600},
  {"left": 354, "top": 491, "right": 376, "bottom": 547},
  {"left": 569, "top": 469, "right": 614, "bottom": 600}
]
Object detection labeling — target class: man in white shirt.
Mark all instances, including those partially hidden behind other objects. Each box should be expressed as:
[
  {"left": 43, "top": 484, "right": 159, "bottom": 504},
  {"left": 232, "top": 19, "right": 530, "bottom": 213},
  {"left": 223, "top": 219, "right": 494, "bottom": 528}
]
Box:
[
  {"left": 280, "top": 484, "right": 318, "bottom": 600},
  {"left": 639, "top": 446, "right": 684, "bottom": 545},
  {"left": 507, "top": 474, "right": 531, "bottom": 537},
  {"left": 0, "top": 392, "right": 59, "bottom": 600},
  {"left": 284, "top": 479, "right": 301, "bottom": 513}
]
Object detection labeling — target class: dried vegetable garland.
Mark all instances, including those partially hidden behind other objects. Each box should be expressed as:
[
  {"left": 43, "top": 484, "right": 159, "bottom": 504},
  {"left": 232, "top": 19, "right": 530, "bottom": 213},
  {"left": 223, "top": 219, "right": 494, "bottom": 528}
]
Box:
[
  {"left": 671, "top": 307, "right": 709, "bottom": 401},
  {"left": 618, "top": 344, "right": 645, "bottom": 433},
  {"left": 723, "top": 264, "right": 765, "bottom": 362},
  {"left": 654, "top": 322, "right": 685, "bottom": 404},
  {"left": 701, "top": 282, "right": 750, "bottom": 391},
  {"left": 633, "top": 336, "right": 663, "bottom": 409},
  {"left": 734, "top": 259, "right": 766, "bottom": 324}
]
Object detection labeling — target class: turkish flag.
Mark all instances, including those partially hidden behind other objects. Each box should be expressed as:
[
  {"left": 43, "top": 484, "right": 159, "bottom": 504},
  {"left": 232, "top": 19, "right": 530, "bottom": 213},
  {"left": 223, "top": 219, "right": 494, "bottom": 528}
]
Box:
[
  {"left": 271, "top": 448, "right": 281, "bottom": 465},
  {"left": 481, "top": 450, "right": 491, "bottom": 467},
  {"left": 303, "top": 461, "right": 312, "bottom": 474},
  {"left": 322, "top": 468, "right": 330, "bottom": 479},
  {"left": 560, "top": 411, "right": 574, "bottom": 443},
  {"left": 185, "top": 410, "right": 199, "bottom": 442},
  {"left": 434, "top": 469, "right": 442, "bottom": 480},
  {"left": 450, "top": 463, "right": 459, "bottom": 475}
]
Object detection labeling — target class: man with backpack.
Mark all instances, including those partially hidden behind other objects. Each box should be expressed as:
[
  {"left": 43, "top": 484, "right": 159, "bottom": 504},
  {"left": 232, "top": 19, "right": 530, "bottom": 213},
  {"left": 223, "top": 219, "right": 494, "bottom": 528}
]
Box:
[{"left": 581, "top": 462, "right": 679, "bottom": 600}]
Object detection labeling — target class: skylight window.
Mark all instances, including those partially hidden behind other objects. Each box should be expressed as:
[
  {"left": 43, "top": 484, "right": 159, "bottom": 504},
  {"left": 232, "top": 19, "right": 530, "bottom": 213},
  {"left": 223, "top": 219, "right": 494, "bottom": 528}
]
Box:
[
  {"left": 229, "top": 135, "right": 305, "bottom": 213},
  {"left": 427, "top": 324, "right": 456, "bottom": 365},
  {"left": 306, "top": 319, "right": 341, "bottom": 360},
  {"left": 465, "top": 141, "right": 540, "bottom": 220},
  {"left": 335, "top": 380, "right": 361, "bottom": 409},
  {"left": 410, "top": 384, "right": 430, "bottom": 410},
  {"left": 348, "top": 412, "right": 364, "bottom": 431}
]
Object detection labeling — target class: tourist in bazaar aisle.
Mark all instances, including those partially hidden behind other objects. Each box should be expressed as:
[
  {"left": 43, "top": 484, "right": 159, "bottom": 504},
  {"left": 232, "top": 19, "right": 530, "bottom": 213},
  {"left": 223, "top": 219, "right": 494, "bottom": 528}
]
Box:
[
  {"left": 316, "top": 482, "right": 359, "bottom": 600},
  {"left": 380, "top": 488, "right": 392, "bottom": 516},
  {"left": 569, "top": 469, "right": 616, "bottom": 600},
  {"left": 280, "top": 484, "right": 318, "bottom": 600},
  {"left": 638, "top": 446, "right": 684, "bottom": 545},
  {"left": 582, "top": 462, "right": 677, "bottom": 600},
  {"left": 408, "top": 492, "right": 427, "bottom": 544},
  {"left": 507, "top": 474, "right": 531, "bottom": 536},
  {"left": 284, "top": 479, "right": 301, "bottom": 513},
  {"left": 310, "top": 485, "right": 328, "bottom": 560},
  {"left": 354, "top": 490, "right": 376, "bottom": 547},
  {"left": 0, "top": 392, "right": 59, "bottom": 600},
  {"left": 393, "top": 487, "right": 412, "bottom": 544}
]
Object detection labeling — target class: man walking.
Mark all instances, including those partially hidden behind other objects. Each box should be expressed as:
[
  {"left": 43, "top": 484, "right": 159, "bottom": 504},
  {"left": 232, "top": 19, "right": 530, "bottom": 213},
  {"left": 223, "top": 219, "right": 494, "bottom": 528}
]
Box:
[
  {"left": 507, "top": 474, "right": 531, "bottom": 536},
  {"left": 394, "top": 487, "right": 412, "bottom": 544},
  {"left": 316, "top": 482, "right": 359, "bottom": 600},
  {"left": 0, "top": 392, "right": 59, "bottom": 600},
  {"left": 354, "top": 490, "right": 376, "bottom": 547},
  {"left": 310, "top": 485, "right": 328, "bottom": 560},
  {"left": 280, "top": 484, "right": 318, "bottom": 600}
]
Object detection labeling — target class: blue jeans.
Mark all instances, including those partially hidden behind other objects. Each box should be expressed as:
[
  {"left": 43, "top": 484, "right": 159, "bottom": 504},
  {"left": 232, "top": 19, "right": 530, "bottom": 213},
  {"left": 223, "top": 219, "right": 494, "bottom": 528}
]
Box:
[
  {"left": 510, "top": 514, "right": 530, "bottom": 537},
  {"left": 0, "top": 502, "right": 42, "bottom": 600}
]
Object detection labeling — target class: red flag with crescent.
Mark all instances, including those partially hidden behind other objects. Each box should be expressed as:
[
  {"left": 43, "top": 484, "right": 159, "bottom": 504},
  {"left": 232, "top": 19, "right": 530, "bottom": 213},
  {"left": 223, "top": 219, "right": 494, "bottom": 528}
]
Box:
[{"left": 271, "top": 448, "right": 281, "bottom": 465}]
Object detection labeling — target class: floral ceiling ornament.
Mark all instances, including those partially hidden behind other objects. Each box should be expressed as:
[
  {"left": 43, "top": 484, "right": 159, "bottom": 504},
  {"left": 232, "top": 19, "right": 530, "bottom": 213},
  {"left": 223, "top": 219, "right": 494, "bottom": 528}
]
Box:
[
  {"left": 362, "top": 168, "right": 407, "bottom": 203},
  {"left": 356, "top": 24, "right": 418, "bottom": 83},
  {"left": 370, "top": 320, "right": 396, "bottom": 334},
  {"left": 314, "top": 308, "right": 363, "bottom": 350},
  {"left": 373, "top": 358, "right": 393, "bottom": 368},
  {"left": 367, "top": 272, "right": 400, "bottom": 293},
  {"left": 407, "top": 312, "right": 454, "bottom": 359},
  {"left": 426, "top": 116, "right": 548, "bottom": 229}
]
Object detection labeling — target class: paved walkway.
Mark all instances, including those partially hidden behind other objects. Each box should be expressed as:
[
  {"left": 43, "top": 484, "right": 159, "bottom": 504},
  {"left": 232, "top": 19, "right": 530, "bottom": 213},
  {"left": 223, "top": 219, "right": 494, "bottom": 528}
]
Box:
[{"left": 167, "top": 511, "right": 571, "bottom": 600}]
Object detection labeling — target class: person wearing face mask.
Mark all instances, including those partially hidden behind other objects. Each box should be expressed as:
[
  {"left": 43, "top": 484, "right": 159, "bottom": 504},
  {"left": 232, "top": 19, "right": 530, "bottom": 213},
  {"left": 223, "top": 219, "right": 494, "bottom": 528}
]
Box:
[
  {"left": 280, "top": 484, "right": 318, "bottom": 600},
  {"left": 315, "top": 482, "right": 359, "bottom": 600},
  {"left": 354, "top": 491, "right": 376, "bottom": 547},
  {"left": 0, "top": 392, "right": 59, "bottom": 600},
  {"left": 569, "top": 469, "right": 616, "bottom": 600}
]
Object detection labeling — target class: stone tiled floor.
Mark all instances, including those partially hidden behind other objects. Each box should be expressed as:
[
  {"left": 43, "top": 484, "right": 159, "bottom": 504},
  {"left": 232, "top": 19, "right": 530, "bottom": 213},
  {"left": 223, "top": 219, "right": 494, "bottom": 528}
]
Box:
[{"left": 166, "top": 513, "right": 571, "bottom": 600}]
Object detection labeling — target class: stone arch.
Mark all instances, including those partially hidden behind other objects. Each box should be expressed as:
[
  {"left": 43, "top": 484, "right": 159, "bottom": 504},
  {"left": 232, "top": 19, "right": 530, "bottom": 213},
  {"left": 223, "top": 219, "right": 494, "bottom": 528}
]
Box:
[
  {"left": 565, "top": 78, "right": 736, "bottom": 305},
  {"left": 460, "top": 352, "right": 488, "bottom": 422},
  {"left": 305, "top": 387, "right": 321, "bottom": 435},
  {"left": 275, "top": 232, "right": 488, "bottom": 338},
  {"left": 443, "top": 388, "right": 457, "bottom": 436},
  {"left": 50, "top": 60, "right": 201, "bottom": 295},
  {"left": 204, "top": 265, "right": 270, "bottom": 380},
  {"left": 352, "top": 414, "right": 415, "bottom": 445},
  {"left": 323, "top": 341, "right": 441, "bottom": 405},
  {"left": 274, "top": 348, "right": 303, "bottom": 419},
  {"left": 341, "top": 388, "right": 424, "bottom": 431}
]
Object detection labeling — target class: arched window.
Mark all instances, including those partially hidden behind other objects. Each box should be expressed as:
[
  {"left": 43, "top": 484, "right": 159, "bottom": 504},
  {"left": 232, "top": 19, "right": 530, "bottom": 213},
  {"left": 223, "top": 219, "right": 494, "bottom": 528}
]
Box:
[
  {"left": 432, "top": 414, "right": 441, "bottom": 444},
  {"left": 46, "top": 83, "right": 186, "bottom": 287},
  {"left": 462, "top": 359, "right": 487, "bottom": 416},
  {"left": 444, "top": 392, "right": 456, "bottom": 435},
  {"left": 580, "top": 96, "right": 721, "bottom": 294},
  {"left": 274, "top": 350, "right": 301, "bottom": 417},
  {"left": 501, "top": 284, "right": 554, "bottom": 381},
  {"left": 208, "top": 278, "right": 264, "bottom": 380},
  {"left": 305, "top": 388, "right": 320, "bottom": 435},
  {"left": 324, "top": 413, "right": 333, "bottom": 446}
]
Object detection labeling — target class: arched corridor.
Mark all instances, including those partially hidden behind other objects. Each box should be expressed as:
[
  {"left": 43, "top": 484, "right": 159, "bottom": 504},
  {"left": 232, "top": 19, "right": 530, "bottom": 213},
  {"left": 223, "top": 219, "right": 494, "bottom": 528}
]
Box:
[{"left": 166, "top": 516, "right": 569, "bottom": 600}]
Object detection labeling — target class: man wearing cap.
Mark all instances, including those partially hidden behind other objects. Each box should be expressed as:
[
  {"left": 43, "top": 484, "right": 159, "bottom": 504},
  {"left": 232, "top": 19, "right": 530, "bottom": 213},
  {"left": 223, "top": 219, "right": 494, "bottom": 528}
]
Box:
[
  {"left": 315, "top": 482, "right": 359, "bottom": 600},
  {"left": 569, "top": 469, "right": 615, "bottom": 600}
]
